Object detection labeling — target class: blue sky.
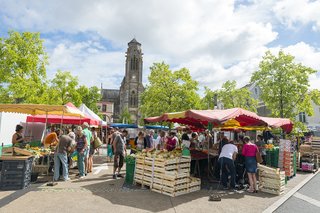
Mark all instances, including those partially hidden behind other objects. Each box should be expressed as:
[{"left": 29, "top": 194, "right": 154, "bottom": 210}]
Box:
[{"left": 0, "top": 0, "right": 320, "bottom": 92}]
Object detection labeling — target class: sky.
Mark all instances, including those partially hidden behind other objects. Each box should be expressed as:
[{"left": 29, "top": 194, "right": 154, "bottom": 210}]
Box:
[{"left": 0, "top": 0, "right": 320, "bottom": 95}]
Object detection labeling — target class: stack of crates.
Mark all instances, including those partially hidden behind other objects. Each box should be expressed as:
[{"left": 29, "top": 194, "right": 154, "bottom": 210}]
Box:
[
  {"left": 258, "top": 164, "right": 286, "bottom": 195},
  {"left": 0, "top": 156, "right": 34, "bottom": 190}
]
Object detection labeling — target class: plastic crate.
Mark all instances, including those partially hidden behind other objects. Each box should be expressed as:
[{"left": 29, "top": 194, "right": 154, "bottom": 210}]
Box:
[
  {"left": 125, "top": 161, "right": 135, "bottom": 184},
  {"left": 29, "top": 141, "right": 41, "bottom": 147},
  {"left": 0, "top": 156, "right": 34, "bottom": 190}
]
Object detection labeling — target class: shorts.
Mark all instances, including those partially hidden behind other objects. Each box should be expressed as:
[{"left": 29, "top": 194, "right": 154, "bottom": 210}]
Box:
[
  {"left": 114, "top": 152, "right": 124, "bottom": 168},
  {"left": 245, "top": 156, "right": 257, "bottom": 173},
  {"left": 89, "top": 146, "right": 95, "bottom": 156}
]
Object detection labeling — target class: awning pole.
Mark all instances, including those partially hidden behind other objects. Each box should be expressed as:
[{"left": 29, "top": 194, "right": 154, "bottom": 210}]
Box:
[{"left": 60, "top": 110, "right": 64, "bottom": 130}]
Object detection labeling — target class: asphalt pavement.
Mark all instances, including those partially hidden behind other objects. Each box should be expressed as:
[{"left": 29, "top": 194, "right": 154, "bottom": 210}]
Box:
[{"left": 274, "top": 171, "right": 320, "bottom": 213}]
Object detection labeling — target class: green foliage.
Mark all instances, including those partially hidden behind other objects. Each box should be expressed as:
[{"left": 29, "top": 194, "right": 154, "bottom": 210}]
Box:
[
  {"left": 120, "top": 107, "right": 133, "bottom": 124},
  {"left": 47, "top": 70, "right": 81, "bottom": 105},
  {"left": 201, "top": 80, "right": 258, "bottom": 112},
  {"left": 0, "top": 31, "right": 48, "bottom": 103},
  {"left": 251, "top": 50, "right": 318, "bottom": 121},
  {"left": 77, "top": 85, "right": 101, "bottom": 115},
  {"left": 140, "top": 62, "right": 201, "bottom": 118}
]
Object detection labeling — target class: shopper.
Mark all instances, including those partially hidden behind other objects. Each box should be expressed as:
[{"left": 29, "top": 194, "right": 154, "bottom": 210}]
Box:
[
  {"left": 53, "top": 132, "right": 75, "bottom": 181},
  {"left": 82, "top": 122, "right": 92, "bottom": 175},
  {"left": 145, "top": 130, "right": 154, "bottom": 148},
  {"left": 256, "top": 134, "right": 266, "bottom": 165},
  {"left": 166, "top": 132, "right": 178, "bottom": 151},
  {"left": 242, "top": 136, "right": 258, "bottom": 193},
  {"left": 88, "top": 127, "right": 97, "bottom": 173},
  {"left": 154, "top": 130, "right": 166, "bottom": 150},
  {"left": 218, "top": 139, "right": 238, "bottom": 190},
  {"left": 134, "top": 131, "right": 147, "bottom": 151},
  {"left": 113, "top": 129, "right": 128, "bottom": 179},
  {"left": 75, "top": 126, "right": 88, "bottom": 179}
]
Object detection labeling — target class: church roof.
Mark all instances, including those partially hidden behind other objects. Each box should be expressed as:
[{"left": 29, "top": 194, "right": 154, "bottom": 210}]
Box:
[
  {"left": 101, "top": 89, "right": 120, "bottom": 102},
  {"left": 128, "top": 38, "right": 141, "bottom": 45}
]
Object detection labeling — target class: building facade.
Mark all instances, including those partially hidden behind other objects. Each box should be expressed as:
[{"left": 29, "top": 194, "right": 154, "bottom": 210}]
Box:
[{"left": 99, "top": 39, "right": 144, "bottom": 124}]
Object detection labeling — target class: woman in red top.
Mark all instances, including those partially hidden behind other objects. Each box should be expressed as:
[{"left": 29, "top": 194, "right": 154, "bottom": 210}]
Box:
[
  {"left": 242, "top": 136, "right": 258, "bottom": 193},
  {"left": 166, "top": 132, "right": 178, "bottom": 151}
]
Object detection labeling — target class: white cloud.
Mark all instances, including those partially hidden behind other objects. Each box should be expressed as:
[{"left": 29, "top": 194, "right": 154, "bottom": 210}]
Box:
[{"left": 273, "top": 0, "right": 320, "bottom": 31}]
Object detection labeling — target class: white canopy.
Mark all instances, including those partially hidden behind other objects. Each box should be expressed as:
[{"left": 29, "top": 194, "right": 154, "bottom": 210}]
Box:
[{"left": 78, "top": 104, "right": 106, "bottom": 126}]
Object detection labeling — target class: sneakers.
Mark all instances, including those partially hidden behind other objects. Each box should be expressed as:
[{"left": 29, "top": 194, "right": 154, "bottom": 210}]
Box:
[
  {"left": 79, "top": 176, "right": 85, "bottom": 179},
  {"left": 117, "top": 174, "right": 124, "bottom": 178},
  {"left": 112, "top": 174, "right": 117, "bottom": 179},
  {"left": 64, "top": 177, "right": 71, "bottom": 181}
]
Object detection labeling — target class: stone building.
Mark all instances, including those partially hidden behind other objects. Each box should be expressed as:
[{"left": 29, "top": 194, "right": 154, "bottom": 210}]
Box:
[{"left": 98, "top": 39, "right": 144, "bottom": 124}]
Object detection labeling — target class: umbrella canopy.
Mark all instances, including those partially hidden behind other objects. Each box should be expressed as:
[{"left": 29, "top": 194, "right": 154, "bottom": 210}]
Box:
[
  {"left": 110, "top": 123, "right": 138, "bottom": 128},
  {"left": 260, "top": 116, "right": 293, "bottom": 133},
  {"left": 78, "top": 103, "right": 105, "bottom": 126},
  {"left": 144, "top": 125, "right": 169, "bottom": 130},
  {"left": 144, "top": 108, "right": 267, "bottom": 129},
  {"left": 0, "top": 104, "right": 84, "bottom": 117}
]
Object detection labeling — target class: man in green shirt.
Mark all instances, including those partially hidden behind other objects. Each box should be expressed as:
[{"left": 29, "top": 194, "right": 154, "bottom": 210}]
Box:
[{"left": 82, "top": 122, "right": 93, "bottom": 175}]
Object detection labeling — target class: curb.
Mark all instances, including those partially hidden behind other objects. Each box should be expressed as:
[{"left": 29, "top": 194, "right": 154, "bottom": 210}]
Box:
[{"left": 263, "top": 170, "right": 319, "bottom": 213}]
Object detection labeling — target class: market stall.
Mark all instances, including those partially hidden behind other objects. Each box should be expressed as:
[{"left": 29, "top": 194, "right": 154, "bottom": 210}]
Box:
[{"left": 0, "top": 104, "right": 84, "bottom": 190}]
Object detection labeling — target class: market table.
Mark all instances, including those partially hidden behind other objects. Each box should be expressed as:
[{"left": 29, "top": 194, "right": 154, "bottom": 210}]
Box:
[{"left": 190, "top": 149, "right": 218, "bottom": 178}]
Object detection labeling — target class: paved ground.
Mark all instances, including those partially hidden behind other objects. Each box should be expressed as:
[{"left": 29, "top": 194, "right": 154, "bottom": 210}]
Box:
[
  {"left": 0, "top": 156, "right": 317, "bottom": 213},
  {"left": 274, "top": 172, "right": 320, "bottom": 213}
]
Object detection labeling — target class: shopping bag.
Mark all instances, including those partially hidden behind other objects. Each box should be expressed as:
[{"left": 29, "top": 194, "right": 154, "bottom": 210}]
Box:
[
  {"left": 94, "top": 137, "right": 103, "bottom": 149},
  {"left": 256, "top": 150, "right": 263, "bottom": 163}
]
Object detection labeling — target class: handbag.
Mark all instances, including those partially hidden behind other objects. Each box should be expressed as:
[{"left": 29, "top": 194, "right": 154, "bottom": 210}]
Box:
[
  {"left": 256, "top": 147, "right": 263, "bottom": 164},
  {"left": 94, "top": 137, "right": 103, "bottom": 149}
]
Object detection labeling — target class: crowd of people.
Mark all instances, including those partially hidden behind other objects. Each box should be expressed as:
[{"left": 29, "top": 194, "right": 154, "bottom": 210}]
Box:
[{"left": 12, "top": 123, "right": 272, "bottom": 192}]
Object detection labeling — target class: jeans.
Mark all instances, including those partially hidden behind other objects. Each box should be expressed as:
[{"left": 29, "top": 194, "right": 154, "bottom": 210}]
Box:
[
  {"left": 219, "top": 157, "right": 236, "bottom": 188},
  {"left": 54, "top": 153, "right": 68, "bottom": 181},
  {"left": 77, "top": 150, "right": 87, "bottom": 177}
]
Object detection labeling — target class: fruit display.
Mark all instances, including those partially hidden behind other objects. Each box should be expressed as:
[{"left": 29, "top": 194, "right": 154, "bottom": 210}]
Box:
[
  {"left": 27, "top": 147, "right": 52, "bottom": 158},
  {"left": 258, "top": 164, "right": 286, "bottom": 195},
  {"left": 265, "top": 144, "right": 275, "bottom": 150}
]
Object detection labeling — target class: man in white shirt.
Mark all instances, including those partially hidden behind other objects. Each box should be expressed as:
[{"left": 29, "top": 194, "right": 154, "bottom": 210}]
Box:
[{"left": 218, "top": 139, "right": 238, "bottom": 190}]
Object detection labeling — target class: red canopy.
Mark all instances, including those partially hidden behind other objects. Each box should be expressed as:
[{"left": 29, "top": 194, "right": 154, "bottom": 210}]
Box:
[
  {"left": 260, "top": 116, "right": 293, "bottom": 133},
  {"left": 144, "top": 108, "right": 267, "bottom": 128},
  {"left": 26, "top": 114, "right": 92, "bottom": 125}
]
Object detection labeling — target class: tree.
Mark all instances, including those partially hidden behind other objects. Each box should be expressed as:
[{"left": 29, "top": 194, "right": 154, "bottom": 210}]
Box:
[
  {"left": 119, "top": 107, "right": 133, "bottom": 124},
  {"left": 140, "top": 62, "right": 201, "bottom": 118},
  {"left": 201, "top": 81, "right": 258, "bottom": 112},
  {"left": 47, "top": 70, "right": 81, "bottom": 105},
  {"left": 251, "top": 50, "right": 320, "bottom": 121},
  {"left": 0, "top": 31, "right": 48, "bottom": 103},
  {"left": 77, "top": 85, "right": 101, "bottom": 114}
]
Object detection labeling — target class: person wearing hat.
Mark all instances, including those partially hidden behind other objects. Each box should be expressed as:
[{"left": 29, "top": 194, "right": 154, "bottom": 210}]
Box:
[
  {"left": 75, "top": 126, "right": 88, "bottom": 178},
  {"left": 82, "top": 122, "right": 93, "bottom": 175},
  {"left": 53, "top": 132, "right": 76, "bottom": 181}
]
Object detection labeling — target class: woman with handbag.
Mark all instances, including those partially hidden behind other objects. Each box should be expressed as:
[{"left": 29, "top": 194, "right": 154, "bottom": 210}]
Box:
[{"left": 242, "top": 136, "right": 259, "bottom": 193}]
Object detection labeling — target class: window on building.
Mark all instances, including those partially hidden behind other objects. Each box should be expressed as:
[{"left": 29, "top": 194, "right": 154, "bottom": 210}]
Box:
[
  {"left": 102, "top": 104, "right": 106, "bottom": 112},
  {"left": 254, "top": 88, "right": 258, "bottom": 95},
  {"left": 130, "top": 91, "right": 135, "bottom": 107},
  {"left": 299, "top": 112, "right": 306, "bottom": 123}
]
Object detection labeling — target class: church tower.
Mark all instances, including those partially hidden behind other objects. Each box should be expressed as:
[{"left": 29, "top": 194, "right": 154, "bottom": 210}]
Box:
[{"left": 119, "top": 38, "right": 144, "bottom": 124}]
